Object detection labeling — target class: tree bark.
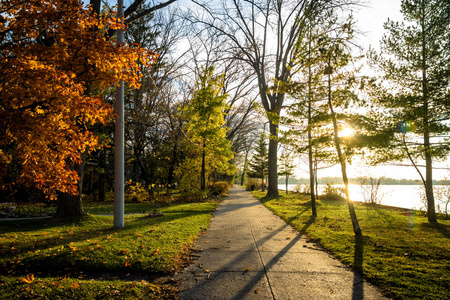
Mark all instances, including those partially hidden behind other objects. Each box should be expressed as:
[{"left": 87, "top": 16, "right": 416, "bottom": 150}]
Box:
[
  {"left": 308, "top": 47, "right": 317, "bottom": 217},
  {"left": 420, "top": 3, "right": 437, "bottom": 223},
  {"left": 201, "top": 138, "right": 206, "bottom": 191},
  {"left": 241, "top": 148, "right": 249, "bottom": 186},
  {"left": 266, "top": 120, "right": 279, "bottom": 197},
  {"left": 285, "top": 175, "right": 289, "bottom": 195},
  {"left": 55, "top": 152, "right": 87, "bottom": 218}
]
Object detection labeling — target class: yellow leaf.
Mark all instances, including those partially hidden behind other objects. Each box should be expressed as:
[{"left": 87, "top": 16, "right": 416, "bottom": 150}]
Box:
[
  {"left": 70, "top": 281, "right": 79, "bottom": 290},
  {"left": 22, "top": 274, "right": 35, "bottom": 284}
]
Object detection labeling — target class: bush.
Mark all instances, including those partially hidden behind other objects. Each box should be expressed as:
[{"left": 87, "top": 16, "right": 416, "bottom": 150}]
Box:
[
  {"left": 244, "top": 178, "right": 262, "bottom": 191},
  {"left": 209, "top": 181, "right": 229, "bottom": 198},
  {"left": 125, "top": 183, "right": 150, "bottom": 203},
  {"left": 322, "top": 183, "right": 345, "bottom": 201}
]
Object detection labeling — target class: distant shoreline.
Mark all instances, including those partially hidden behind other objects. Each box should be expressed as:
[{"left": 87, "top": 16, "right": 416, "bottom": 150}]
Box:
[{"left": 278, "top": 176, "right": 450, "bottom": 186}]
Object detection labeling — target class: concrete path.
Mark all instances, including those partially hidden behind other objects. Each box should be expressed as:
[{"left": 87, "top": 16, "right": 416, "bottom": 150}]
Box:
[{"left": 176, "top": 185, "right": 386, "bottom": 300}]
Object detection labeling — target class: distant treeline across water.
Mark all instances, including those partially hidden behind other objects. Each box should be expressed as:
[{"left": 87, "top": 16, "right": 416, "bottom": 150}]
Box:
[{"left": 278, "top": 177, "right": 450, "bottom": 186}]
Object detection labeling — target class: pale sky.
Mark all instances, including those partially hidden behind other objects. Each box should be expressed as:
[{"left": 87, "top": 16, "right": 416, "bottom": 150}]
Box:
[
  {"left": 353, "top": 0, "right": 404, "bottom": 52},
  {"left": 97, "top": 0, "right": 449, "bottom": 180}
]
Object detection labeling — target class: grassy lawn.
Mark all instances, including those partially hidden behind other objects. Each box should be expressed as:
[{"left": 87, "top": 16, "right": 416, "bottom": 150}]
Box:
[
  {"left": 253, "top": 191, "right": 450, "bottom": 300},
  {"left": 0, "top": 201, "right": 217, "bottom": 299}
]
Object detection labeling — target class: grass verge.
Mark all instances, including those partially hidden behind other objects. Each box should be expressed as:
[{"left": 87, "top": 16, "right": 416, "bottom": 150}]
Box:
[
  {"left": 252, "top": 191, "right": 450, "bottom": 300},
  {"left": 0, "top": 201, "right": 218, "bottom": 299}
]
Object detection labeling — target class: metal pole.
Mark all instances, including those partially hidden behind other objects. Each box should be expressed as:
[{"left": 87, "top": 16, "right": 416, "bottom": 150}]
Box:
[{"left": 114, "top": 0, "right": 125, "bottom": 228}]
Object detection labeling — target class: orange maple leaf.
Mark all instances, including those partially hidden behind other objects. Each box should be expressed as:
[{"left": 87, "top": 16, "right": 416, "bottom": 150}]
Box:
[
  {"left": 70, "top": 281, "right": 79, "bottom": 290},
  {"left": 22, "top": 274, "right": 35, "bottom": 284}
]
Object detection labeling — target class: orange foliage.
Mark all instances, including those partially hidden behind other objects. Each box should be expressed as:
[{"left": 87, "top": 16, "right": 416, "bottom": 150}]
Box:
[{"left": 0, "top": 0, "right": 155, "bottom": 198}]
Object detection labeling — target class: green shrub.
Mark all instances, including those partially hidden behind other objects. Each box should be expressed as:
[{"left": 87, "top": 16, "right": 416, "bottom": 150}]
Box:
[
  {"left": 209, "top": 181, "right": 229, "bottom": 197},
  {"left": 244, "top": 178, "right": 262, "bottom": 191},
  {"left": 322, "top": 183, "right": 345, "bottom": 201},
  {"left": 125, "top": 183, "right": 149, "bottom": 203}
]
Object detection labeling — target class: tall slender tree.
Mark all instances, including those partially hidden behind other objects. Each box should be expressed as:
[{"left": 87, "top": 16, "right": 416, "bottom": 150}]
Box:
[
  {"left": 278, "top": 150, "right": 295, "bottom": 195},
  {"left": 321, "top": 16, "right": 362, "bottom": 236},
  {"left": 368, "top": 0, "right": 450, "bottom": 223}
]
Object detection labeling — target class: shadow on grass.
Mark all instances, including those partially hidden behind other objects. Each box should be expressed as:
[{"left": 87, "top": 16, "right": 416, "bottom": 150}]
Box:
[
  {"left": 352, "top": 235, "right": 364, "bottom": 300},
  {"left": 420, "top": 222, "right": 450, "bottom": 238},
  {"left": 0, "top": 209, "right": 213, "bottom": 276}
]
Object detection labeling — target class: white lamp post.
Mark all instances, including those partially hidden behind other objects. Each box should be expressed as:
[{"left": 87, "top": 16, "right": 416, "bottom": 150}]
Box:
[{"left": 114, "top": 0, "right": 125, "bottom": 228}]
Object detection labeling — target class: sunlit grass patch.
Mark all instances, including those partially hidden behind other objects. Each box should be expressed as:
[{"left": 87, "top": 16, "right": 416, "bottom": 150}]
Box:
[
  {"left": 254, "top": 190, "right": 450, "bottom": 300},
  {"left": 0, "top": 201, "right": 217, "bottom": 299},
  {"left": 0, "top": 275, "right": 174, "bottom": 300}
]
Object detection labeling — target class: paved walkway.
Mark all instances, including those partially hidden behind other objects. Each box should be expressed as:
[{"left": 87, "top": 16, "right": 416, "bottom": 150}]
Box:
[{"left": 176, "top": 185, "right": 386, "bottom": 300}]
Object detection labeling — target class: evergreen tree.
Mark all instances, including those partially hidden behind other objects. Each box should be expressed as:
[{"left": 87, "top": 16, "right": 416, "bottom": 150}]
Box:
[
  {"left": 319, "top": 15, "right": 363, "bottom": 236},
  {"left": 247, "top": 134, "right": 269, "bottom": 191},
  {"left": 278, "top": 150, "right": 295, "bottom": 195},
  {"left": 368, "top": 0, "right": 450, "bottom": 223}
]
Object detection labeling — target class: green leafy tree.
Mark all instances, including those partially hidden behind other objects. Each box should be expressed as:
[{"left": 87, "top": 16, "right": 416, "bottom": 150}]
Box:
[
  {"left": 368, "top": 0, "right": 450, "bottom": 223},
  {"left": 178, "top": 66, "right": 234, "bottom": 194}
]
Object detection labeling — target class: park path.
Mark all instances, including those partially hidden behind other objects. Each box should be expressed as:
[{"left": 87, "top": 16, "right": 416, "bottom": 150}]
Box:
[{"left": 175, "top": 185, "right": 386, "bottom": 299}]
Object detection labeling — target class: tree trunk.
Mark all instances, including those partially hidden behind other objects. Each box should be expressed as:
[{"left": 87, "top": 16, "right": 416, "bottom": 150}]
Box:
[
  {"left": 266, "top": 120, "right": 279, "bottom": 197},
  {"left": 327, "top": 73, "right": 361, "bottom": 236},
  {"left": 424, "top": 131, "right": 437, "bottom": 222},
  {"left": 98, "top": 173, "right": 105, "bottom": 202},
  {"left": 136, "top": 151, "right": 151, "bottom": 186},
  {"left": 55, "top": 152, "right": 87, "bottom": 218},
  {"left": 309, "top": 142, "right": 317, "bottom": 217},
  {"left": 420, "top": 8, "right": 437, "bottom": 223},
  {"left": 201, "top": 139, "right": 206, "bottom": 191},
  {"left": 285, "top": 175, "right": 289, "bottom": 195},
  {"left": 314, "top": 149, "right": 319, "bottom": 198},
  {"left": 241, "top": 149, "right": 249, "bottom": 186},
  {"left": 308, "top": 55, "right": 317, "bottom": 217}
]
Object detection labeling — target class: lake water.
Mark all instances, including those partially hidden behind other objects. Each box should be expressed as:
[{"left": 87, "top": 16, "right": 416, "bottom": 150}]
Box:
[{"left": 278, "top": 184, "right": 450, "bottom": 212}]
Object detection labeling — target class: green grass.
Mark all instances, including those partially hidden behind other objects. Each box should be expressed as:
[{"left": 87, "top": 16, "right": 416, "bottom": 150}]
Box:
[
  {"left": 253, "top": 191, "right": 450, "bottom": 300},
  {"left": 0, "top": 201, "right": 217, "bottom": 299},
  {"left": 82, "top": 202, "right": 167, "bottom": 215}
]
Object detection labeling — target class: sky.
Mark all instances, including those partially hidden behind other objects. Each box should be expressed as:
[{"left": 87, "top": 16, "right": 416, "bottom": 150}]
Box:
[
  {"left": 353, "top": 0, "right": 404, "bottom": 51},
  {"left": 94, "top": 0, "right": 449, "bottom": 180}
]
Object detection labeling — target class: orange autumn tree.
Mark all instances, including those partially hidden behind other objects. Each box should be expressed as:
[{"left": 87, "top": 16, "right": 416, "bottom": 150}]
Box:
[{"left": 0, "top": 0, "right": 154, "bottom": 212}]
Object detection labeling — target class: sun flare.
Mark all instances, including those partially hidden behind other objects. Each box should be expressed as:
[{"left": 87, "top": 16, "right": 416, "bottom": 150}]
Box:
[{"left": 339, "top": 127, "right": 355, "bottom": 137}]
